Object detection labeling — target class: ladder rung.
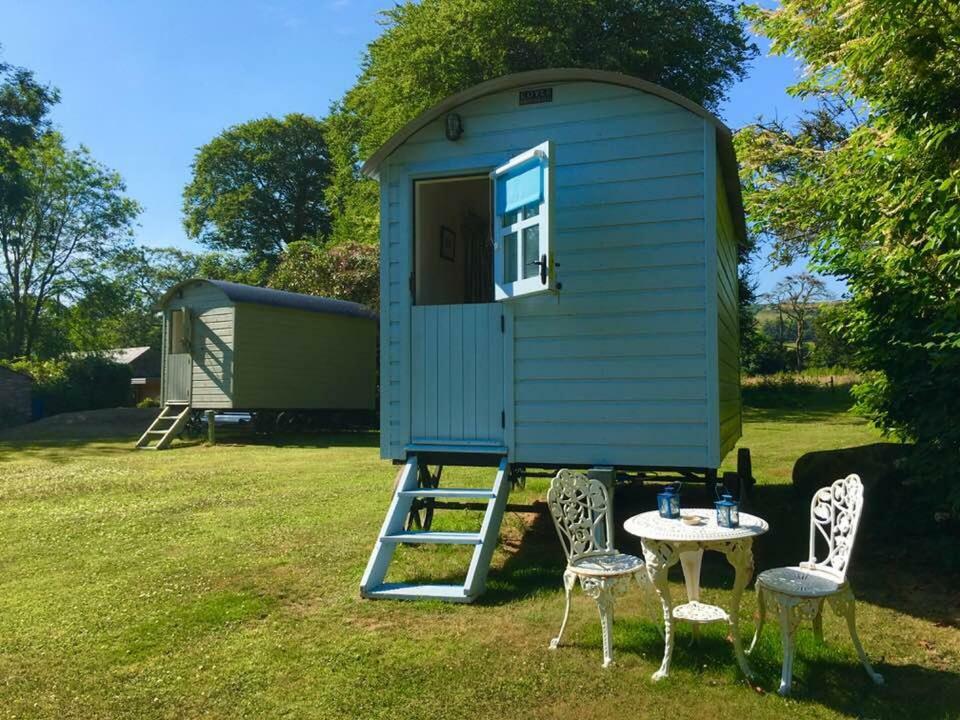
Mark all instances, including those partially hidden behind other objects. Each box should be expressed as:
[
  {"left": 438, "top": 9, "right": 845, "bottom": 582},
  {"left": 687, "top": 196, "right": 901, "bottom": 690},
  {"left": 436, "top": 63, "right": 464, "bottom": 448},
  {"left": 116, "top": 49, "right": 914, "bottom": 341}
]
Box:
[
  {"left": 381, "top": 531, "right": 482, "bottom": 545},
  {"left": 146, "top": 430, "right": 167, "bottom": 435},
  {"left": 363, "top": 583, "right": 471, "bottom": 602},
  {"left": 398, "top": 488, "right": 495, "bottom": 500}
]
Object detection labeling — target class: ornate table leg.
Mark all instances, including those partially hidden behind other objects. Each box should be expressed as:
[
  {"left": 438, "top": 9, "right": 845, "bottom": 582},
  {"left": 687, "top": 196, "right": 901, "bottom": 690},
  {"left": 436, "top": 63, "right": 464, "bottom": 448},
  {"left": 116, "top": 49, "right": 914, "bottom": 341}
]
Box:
[
  {"left": 642, "top": 539, "right": 679, "bottom": 681},
  {"left": 679, "top": 548, "right": 704, "bottom": 640},
  {"left": 717, "top": 538, "right": 755, "bottom": 680}
]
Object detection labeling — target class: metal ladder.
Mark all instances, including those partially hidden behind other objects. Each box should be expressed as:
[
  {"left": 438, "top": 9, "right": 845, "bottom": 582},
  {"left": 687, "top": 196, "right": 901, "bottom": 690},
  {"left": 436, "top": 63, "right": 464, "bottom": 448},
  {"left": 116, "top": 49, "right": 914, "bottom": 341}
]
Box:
[
  {"left": 360, "top": 455, "right": 511, "bottom": 602},
  {"left": 136, "top": 403, "right": 191, "bottom": 450}
]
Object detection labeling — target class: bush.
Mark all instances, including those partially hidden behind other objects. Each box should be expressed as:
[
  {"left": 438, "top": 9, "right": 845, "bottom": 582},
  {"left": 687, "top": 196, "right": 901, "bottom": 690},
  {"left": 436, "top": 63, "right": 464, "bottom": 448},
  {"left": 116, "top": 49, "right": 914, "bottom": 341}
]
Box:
[
  {"left": 810, "top": 303, "right": 854, "bottom": 368},
  {"left": 742, "top": 333, "right": 790, "bottom": 375},
  {"left": 2, "top": 355, "right": 131, "bottom": 416},
  {"left": 137, "top": 397, "right": 160, "bottom": 409},
  {"left": 269, "top": 240, "right": 379, "bottom": 310},
  {"left": 743, "top": 373, "right": 854, "bottom": 410}
]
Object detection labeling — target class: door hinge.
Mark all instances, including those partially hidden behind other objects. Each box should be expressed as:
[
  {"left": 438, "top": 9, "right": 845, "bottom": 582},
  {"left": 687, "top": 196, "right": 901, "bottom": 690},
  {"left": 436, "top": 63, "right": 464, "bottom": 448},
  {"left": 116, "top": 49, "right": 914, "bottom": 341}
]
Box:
[
  {"left": 500, "top": 314, "right": 505, "bottom": 333},
  {"left": 501, "top": 410, "right": 505, "bottom": 428}
]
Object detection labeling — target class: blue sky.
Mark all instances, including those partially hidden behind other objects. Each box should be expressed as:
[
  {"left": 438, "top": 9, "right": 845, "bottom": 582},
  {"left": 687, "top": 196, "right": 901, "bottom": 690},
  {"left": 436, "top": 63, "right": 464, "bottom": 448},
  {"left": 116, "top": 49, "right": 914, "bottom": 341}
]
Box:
[{"left": 1, "top": 0, "right": 834, "bottom": 295}]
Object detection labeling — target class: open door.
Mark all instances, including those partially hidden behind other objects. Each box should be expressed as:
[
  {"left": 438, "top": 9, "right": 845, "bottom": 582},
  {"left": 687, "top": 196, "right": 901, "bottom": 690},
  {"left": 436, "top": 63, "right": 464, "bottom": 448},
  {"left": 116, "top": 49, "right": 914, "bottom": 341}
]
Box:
[
  {"left": 164, "top": 307, "right": 192, "bottom": 403},
  {"left": 491, "top": 141, "right": 555, "bottom": 300}
]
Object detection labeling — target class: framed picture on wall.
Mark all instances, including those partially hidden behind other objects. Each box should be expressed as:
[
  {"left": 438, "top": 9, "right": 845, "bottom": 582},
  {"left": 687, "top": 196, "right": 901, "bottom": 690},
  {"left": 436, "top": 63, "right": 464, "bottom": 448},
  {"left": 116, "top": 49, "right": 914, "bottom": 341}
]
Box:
[{"left": 440, "top": 225, "right": 456, "bottom": 261}]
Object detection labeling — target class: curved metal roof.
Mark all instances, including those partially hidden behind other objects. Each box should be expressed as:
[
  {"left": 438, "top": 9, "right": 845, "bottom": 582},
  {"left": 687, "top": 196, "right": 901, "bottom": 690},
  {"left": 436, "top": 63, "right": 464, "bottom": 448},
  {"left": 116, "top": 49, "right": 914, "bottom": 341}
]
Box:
[
  {"left": 362, "top": 68, "right": 746, "bottom": 246},
  {"left": 158, "top": 279, "right": 378, "bottom": 320}
]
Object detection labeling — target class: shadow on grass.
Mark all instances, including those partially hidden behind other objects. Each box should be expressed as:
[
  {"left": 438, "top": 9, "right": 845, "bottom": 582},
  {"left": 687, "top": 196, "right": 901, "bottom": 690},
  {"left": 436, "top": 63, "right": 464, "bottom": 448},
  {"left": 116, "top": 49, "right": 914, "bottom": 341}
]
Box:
[
  {"left": 188, "top": 424, "right": 380, "bottom": 450},
  {"left": 0, "top": 437, "right": 141, "bottom": 463},
  {"left": 477, "top": 477, "right": 958, "bottom": 628}
]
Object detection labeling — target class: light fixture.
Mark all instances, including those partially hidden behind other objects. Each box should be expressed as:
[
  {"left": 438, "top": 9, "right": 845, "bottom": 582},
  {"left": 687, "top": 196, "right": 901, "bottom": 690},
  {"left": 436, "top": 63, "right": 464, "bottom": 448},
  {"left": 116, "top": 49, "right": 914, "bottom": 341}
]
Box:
[{"left": 445, "top": 113, "right": 463, "bottom": 141}]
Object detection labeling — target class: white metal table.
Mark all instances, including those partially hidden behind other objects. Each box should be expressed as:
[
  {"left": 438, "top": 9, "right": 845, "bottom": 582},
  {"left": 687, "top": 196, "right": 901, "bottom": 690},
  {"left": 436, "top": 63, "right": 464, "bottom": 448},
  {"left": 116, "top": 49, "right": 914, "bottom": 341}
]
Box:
[{"left": 623, "top": 509, "right": 769, "bottom": 681}]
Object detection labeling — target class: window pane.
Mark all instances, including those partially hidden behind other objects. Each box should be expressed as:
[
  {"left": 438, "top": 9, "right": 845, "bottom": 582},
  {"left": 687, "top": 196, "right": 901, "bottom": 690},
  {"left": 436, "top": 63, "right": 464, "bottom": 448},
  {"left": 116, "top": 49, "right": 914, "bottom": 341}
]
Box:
[
  {"left": 502, "top": 210, "right": 519, "bottom": 228},
  {"left": 522, "top": 224, "right": 540, "bottom": 279},
  {"left": 504, "top": 232, "right": 518, "bottom": 283},
  {"left": 522, "top": 202, "right": 540, "bottom": 220}
]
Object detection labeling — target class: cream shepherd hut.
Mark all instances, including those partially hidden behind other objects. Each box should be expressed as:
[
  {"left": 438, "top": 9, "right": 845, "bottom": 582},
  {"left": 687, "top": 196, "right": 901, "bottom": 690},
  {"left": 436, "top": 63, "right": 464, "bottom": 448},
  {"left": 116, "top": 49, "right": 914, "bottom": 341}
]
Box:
[
  {"left": 137, "top": 279, "right": 378, "bottom": 449},
  {"left": 360, "top": 69, "right": 747, "bottom": 602}
]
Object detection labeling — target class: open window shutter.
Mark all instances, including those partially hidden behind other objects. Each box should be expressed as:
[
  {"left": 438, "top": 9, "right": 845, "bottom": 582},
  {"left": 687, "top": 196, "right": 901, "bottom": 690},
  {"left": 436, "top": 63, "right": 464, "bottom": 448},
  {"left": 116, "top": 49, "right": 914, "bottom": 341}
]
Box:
[{"left": 491, "top": 141, "right": 554, "bottom": 300}]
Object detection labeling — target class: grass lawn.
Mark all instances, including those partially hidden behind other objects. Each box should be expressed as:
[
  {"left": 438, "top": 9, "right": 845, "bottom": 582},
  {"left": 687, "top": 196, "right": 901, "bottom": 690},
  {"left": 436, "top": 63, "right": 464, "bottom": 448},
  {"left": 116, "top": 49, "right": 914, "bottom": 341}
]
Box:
[{"left": 1, "top": 396, "right": 958, "bottom": 719}]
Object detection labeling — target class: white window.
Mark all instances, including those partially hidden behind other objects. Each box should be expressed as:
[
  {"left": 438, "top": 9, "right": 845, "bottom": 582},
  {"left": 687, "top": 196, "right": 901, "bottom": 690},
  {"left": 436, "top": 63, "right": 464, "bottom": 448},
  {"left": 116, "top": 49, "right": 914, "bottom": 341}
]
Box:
[{"left": 491, "top": 141, "right": 554, "bottom": 300}]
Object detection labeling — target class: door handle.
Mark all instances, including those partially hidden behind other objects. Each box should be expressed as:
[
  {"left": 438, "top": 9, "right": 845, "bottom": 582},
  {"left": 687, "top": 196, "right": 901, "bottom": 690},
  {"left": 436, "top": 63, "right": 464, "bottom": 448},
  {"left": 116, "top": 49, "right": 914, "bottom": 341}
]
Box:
[{"left": 530, "top": 254, "right": 548, "bottom": 285}]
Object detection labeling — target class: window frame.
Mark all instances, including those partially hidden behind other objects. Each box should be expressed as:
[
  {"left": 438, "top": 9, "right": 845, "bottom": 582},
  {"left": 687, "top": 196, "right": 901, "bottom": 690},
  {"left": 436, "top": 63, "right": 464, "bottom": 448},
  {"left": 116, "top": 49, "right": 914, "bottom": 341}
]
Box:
[{"left": 491, "top": 140, "right": 554, "bottom": 300}]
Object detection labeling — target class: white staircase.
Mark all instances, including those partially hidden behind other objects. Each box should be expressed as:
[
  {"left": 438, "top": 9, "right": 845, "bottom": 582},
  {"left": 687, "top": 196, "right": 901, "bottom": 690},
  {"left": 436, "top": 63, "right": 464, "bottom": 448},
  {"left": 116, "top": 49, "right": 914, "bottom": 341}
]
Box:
[
  {"left": 360, "top": 455, "right": 511, "bottom": 602},
  {"left": 136, "top": 403, "right": 191, "bottom": 450}
]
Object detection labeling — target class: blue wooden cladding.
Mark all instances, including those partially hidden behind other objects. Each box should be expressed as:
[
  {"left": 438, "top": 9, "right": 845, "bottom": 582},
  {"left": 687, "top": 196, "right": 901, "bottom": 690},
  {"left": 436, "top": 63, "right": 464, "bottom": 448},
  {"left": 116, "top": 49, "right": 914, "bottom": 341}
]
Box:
[{"left": 366, "top": 70, "right": 746, "bottom": 472}]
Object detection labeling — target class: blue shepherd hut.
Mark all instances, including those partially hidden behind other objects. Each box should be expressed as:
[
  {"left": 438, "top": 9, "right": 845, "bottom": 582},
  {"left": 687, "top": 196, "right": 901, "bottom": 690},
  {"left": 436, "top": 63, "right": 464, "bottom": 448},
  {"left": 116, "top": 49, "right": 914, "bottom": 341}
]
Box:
[{"left": 360, "top": 69, "right": 746, "bottom": 602}]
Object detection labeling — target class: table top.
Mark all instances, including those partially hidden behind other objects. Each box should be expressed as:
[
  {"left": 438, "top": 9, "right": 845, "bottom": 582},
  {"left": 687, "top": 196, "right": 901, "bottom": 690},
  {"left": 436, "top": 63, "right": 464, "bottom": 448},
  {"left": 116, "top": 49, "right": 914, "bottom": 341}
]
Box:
[{"left": 623, "top": 508, "right": 769, "bottom": 543}]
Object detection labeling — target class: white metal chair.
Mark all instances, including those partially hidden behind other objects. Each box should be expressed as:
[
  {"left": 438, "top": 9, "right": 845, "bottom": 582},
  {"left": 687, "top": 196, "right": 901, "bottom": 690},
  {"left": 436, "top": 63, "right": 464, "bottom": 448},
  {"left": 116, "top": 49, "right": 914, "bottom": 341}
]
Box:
[
  {"left": 748, "top": 473, "right": 885, "bottom": 695},
  {"left": 546, "top": 469, "right": 649, "bottom": 667}
]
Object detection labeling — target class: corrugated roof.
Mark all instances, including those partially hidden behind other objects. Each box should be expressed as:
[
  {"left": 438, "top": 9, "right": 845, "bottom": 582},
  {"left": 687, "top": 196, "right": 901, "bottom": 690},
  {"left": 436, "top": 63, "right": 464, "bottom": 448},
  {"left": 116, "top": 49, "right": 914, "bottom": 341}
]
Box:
[{"left": 159, "top": 279, "right": 378, "bottom": 320}]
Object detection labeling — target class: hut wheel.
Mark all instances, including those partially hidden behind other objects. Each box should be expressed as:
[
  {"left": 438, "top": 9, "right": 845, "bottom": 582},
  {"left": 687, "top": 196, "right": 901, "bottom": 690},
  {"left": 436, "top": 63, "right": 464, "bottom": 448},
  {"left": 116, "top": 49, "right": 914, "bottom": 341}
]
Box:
[{"left": 406, "top": 465, "right": 442, "bottom": 532}]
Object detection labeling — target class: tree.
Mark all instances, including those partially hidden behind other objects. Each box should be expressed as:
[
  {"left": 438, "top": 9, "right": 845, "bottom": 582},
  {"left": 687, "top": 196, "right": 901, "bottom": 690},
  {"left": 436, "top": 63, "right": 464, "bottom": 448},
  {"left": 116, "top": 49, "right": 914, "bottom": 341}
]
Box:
[
  {"left": 810, "top": 302, "right": 853, "bottom": 369},
  {"left": 325, "top": 0, "right": 756, "bottom": 246},
  {"left": 183, "top": 114, "right": 332, "bottom": 267},
  {"left": 765, "top": 273, "right": 829, "bottom": 372},
  {"left": 0, "top": 52, "right": 60, "bottom": 217},
  {"left": 269, "top": 240, "right": 379, "bottom": 310},
  {"left": 738, "top": 0, "right": 960, "bottom": 511},
  {"left": 0, "top": 132, "right": 140, "bottom": 358}
]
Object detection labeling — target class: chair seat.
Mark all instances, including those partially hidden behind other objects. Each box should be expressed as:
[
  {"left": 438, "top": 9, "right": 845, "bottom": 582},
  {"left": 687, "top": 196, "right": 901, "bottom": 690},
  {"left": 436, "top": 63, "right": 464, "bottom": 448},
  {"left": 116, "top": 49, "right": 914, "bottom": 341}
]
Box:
[
  {"left": 569, "top": 552, "right": 645, "bottom": 578},
  {"left": 757, "top": 566, "right": 844, "bottom": 598}
]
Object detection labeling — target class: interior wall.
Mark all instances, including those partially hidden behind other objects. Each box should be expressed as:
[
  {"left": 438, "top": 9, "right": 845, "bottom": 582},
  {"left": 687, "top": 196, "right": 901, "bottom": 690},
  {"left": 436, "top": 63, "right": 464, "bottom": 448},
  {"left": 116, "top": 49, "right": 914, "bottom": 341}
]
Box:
[{"left": 415, "top": 177, "right": 490, "bottom": 305}]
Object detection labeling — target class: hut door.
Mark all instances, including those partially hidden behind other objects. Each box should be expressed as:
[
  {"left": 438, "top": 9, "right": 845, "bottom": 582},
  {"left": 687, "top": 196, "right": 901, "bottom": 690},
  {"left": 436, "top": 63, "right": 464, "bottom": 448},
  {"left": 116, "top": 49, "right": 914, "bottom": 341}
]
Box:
[
  {"left": 410, "top": 176, "right": 505, "bottom": 446},
  {"left": 164, "top": 308, "right": 192, "bottom": 403}
]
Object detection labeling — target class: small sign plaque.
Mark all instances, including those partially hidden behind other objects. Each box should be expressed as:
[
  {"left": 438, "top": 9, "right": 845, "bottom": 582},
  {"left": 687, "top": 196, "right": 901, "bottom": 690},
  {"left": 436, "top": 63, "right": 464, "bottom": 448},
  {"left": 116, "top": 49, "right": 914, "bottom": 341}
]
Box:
[{"left": 519, "top": 87, "right": 553, "bottom": 106}]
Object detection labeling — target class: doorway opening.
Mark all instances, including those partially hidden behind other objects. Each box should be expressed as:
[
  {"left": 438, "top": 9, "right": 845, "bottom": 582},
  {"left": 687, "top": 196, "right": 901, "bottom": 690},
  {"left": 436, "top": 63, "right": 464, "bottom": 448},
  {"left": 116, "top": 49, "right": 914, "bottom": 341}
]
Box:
[{"left": 414, "top": 176, "right": 492, "bottom": 305}]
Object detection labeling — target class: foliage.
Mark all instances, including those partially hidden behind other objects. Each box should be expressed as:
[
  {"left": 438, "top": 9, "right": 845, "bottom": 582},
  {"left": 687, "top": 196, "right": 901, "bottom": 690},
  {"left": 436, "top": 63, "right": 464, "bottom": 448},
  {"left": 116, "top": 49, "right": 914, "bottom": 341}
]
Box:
[
  {"left": 136, "top": 397, "right": 160, "bottom": 409},
  {"left": 742, "top": 332, "right": 790, "bottom": 376},
  {"left": 269, "top": 240, "right": 379, "bottom": 310},
  {"left": 0, "top": 131, "right": 140, "bottom": 358},
  {"left": 1, "top": 354, "right": 131, "bottom": 415},
  {"left": 325, "top": 0, "right": 756, "bottom": 245},
  {"left": 0, "top": 53, "right": 60, "bottom": 219},
  {"left": 183, "top": 114, "right": 332, "bottom": 268},
  {"left": 738, "top": 0, "right": 960, "bottom": 510},
  {"left": 810, "top": 302, "right": 853, "bottom": 369}
]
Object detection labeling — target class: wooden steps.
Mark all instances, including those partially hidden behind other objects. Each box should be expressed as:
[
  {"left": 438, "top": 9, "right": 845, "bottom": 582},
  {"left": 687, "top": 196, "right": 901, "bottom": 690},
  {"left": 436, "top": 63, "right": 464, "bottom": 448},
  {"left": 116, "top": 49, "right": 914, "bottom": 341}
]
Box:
[
  {"left": 136, "top": 403, "right": 191, "bottom": 450},
  {"left": 360, "top": 455, "right": 511, "bottom": 603}
]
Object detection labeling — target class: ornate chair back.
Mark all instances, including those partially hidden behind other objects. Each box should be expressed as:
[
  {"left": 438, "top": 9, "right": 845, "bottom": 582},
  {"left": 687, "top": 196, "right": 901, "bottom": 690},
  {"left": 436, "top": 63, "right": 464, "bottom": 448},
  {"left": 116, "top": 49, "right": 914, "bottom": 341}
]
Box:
[
  {"left": 807, "top": 473, "right": 865, "bottom": 582},
  {"left": 547, "top": 469, "right": 615, "bottom": 564}
]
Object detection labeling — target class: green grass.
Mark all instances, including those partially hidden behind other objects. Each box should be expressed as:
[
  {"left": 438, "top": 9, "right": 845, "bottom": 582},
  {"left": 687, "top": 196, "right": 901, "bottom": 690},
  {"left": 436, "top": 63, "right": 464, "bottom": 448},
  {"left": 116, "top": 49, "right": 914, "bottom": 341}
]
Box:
[{"left": 0, "top": 398, "right": 958, "bottom": 719}]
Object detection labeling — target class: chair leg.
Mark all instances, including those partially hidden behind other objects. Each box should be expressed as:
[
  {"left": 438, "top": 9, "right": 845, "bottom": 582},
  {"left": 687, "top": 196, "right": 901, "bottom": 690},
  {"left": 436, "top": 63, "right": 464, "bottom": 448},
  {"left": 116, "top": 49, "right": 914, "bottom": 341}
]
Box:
[
  {"left": 748, "top": 585, "right": 766, "bottom": 655},
  {"left": 812, "top": 599, "right": 824, "bottom": 644},
  {"left": 594, "top": 583, "right": 615, "bottom": 668},
  {"left": 549, "top": 569, "right": 577, "bottom": 650},
  {"left": 831, "top": 587, "right": 885, "bottom": 686},
  {"left": 777, "top": 602, "right": 797, "bottom": 696}
]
